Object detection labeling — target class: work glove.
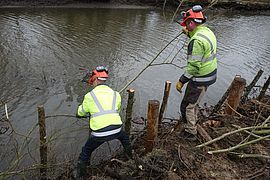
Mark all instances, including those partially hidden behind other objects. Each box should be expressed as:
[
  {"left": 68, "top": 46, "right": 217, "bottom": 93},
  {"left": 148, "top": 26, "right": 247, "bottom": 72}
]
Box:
[{"left": 176, "top": 81, "right": 183, "bottom": 93}]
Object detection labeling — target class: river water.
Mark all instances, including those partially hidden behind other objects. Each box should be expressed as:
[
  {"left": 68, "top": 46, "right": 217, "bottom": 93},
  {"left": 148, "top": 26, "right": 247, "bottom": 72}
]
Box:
[{"left": 0, "top": 7, "right": 269, "bottom": 176}]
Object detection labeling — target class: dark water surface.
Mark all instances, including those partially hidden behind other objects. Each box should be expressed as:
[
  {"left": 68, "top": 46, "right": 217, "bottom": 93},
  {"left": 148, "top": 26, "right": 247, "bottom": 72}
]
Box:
[{"left": 0, "top": 7, "right": 269, "bottom": 175}]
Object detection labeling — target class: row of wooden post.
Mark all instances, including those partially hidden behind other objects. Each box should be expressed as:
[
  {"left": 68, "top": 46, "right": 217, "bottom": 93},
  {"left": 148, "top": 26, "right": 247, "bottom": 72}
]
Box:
[
  {"left": 125, "top": 81, "right": 172, "bottom": 153},
  {"left": 213, "top": 70, "right": 269, "bottom": 115},
  {"left": 125, "top": 70, "right": 269, "bottom": 153},
  {"left": 37, "top": 71, "right": 269, "bottom": 178}
]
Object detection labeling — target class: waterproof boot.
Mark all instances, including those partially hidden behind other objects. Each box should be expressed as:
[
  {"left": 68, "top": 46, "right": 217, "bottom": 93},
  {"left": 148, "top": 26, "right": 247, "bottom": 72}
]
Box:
[{"left": 76, "top": 160, "right": 87, "bottom": 180}]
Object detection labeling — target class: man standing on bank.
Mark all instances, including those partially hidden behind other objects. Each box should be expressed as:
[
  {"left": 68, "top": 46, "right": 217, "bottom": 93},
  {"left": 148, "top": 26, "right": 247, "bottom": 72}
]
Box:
[
  {"left": 176, "top": 5, "right": 217, "bottom": 141},
  {"left": 76, "top": 66, "right": 132, "bottom": 179}
]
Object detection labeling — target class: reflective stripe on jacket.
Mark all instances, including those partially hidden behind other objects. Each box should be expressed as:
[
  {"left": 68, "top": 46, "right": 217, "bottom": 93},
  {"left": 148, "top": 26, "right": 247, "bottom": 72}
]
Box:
[
  {"left": 77, "top": 85, "right": 122, "bottom": 133},
  {"left": 180, "top": 25, "right": 217, "bottom": 86}
]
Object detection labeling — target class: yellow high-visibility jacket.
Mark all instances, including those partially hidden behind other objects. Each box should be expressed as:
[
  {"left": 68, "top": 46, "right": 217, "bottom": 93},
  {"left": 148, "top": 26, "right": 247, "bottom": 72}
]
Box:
[
  {"left": 180, "top": 25, "right": 217, "bottom": 86},
  {"left": 77, "top": 84, "right": 122, "bottom": 136}
]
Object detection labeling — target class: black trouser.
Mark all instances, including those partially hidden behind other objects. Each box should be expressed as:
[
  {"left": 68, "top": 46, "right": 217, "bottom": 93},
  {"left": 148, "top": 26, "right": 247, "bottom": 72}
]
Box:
[{"left": 79, "top": 130, "right": 132, "bottom": 164}]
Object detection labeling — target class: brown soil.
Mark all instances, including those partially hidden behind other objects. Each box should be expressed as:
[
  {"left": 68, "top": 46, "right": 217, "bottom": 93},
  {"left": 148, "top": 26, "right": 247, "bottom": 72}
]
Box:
[{"left": 84, "top": 96, "right": 270, "bottom": 179}]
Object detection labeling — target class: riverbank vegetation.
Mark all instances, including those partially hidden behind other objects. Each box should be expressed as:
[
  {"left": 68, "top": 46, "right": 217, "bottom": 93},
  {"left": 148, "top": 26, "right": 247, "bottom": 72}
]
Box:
[{"left": 0, "top": 0, "right": 269, "bottom": 10}]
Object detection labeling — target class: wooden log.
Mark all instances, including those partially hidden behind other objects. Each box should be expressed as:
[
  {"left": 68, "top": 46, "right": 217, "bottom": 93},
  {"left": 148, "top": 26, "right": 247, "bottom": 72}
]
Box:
[
  {"left": 145, "top": 100, "right": 160, "bottom": 153},
  {"left": 158, "top": 81, "right": 171, "bottom": 125},
  {"left": 241, "top": 69, "right": 263, "bottom": 104},
  {"left": 125, "top": 88, "right": 135, "bottom": 135},
  {"left": 225, "top": 76, "right": 246, "bottom": 115},
  {"left": 211, "top": 76, "right": 235, "bottom": 114},
  {"left": 258, "top": 75, "right": 270, "bottom": 101},
  {"left": 38, "top": 106, "right": 47, "bottom": 180},
  {"left": 197, "top": 124, "right": 218, "bottom": 148}
]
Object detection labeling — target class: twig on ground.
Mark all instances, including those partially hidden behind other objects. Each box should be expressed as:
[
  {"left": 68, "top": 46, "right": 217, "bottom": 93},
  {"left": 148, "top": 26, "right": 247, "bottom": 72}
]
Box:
[
  {"left": 232, "top": 125, "right": 270, "bottom": 140},
  {"left": 196, "top": 125, "right": 268, "bottom": 148},
  {"left": 208, "top": 134, "right": 270, "bottom": 154},
  {"left": 229, "top": 152, "right": 270, "bottom": 159},
  {"left": 225, "top": 102, "right": 244, "bottom": 117}
]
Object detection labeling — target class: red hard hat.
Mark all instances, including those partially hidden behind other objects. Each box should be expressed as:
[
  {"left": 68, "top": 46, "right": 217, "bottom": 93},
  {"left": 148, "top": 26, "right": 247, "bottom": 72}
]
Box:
[
  {"left": 180, "top": 5, "right": 205, "bottom": 26},
  {"left": 88, "top": 66, "right": 109, "bottom": 85}
]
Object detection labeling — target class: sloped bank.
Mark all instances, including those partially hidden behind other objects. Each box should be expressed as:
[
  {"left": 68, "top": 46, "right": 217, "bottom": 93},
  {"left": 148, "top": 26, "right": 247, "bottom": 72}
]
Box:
[{"left": 0, "top": 0, "right": 269, "bottom": 10}]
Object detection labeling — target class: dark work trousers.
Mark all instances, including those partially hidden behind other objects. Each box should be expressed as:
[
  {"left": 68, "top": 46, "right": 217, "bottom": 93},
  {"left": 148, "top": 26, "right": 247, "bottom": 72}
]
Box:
[
  {"left": 180, "top": 82, "right": 207, "bottom": 135},
  {"left": 79, "top": 130, "right": 132, "bottom": 164}
]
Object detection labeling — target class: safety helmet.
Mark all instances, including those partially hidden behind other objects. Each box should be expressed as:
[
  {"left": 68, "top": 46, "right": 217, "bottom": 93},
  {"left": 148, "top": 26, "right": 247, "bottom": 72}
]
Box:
[
  {"left": 180, "top": 5, "right": 206, "bottom": 27},
  {"left": 82, "top": 66, "right": 109, "bottom": 85}
]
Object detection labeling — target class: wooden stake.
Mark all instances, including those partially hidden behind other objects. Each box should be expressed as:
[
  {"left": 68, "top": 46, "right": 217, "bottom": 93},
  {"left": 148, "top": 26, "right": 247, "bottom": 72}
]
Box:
[
  {"left": 38, "top": 106, "right": 47, "bottom": 180},
  {"left": 241, "top": 69, "right": 263, "bottom": 104},
  {"left": 258, "top": 75, "right": 270, "bottom": 101},
  {"left": 125, "top": 89, "right": 135, "bottom": 135},
  {"left": 212, "top": 81, "right": 233, "bottom": 114},
  {"left": 225, "top": 76, "right": 246, "bottom": 115},
  {"left": 158, "top": 81, "right": 171, "bottom": 125},
  {"left": 197, "top": 125, "right": 218, "bottom": 148},
  {"left": 145, "top": 100, "right": 160, "bottom": 153}
]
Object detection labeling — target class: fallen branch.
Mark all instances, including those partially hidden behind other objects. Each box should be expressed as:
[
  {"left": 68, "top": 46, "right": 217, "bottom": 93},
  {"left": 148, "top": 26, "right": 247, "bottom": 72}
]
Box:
[
  {"left": 150, "top": 63, "right": 185, "bottom": 69},
  {"left": 232, "top": 125, "right": 270, "bottom": 140},
  {"left": 45, "top": 114, "right": 81, "bottom": 118},
  {"left": 253, "top": 129, "right": 270, "bottom": 135},
  {"left": 177, "top": 145, "right": 191, "bottom": 171},
  {"left": 197, "top": 124, "right": 218, "bottom": 148},
  {"left": 261, "top": 115, "right": 270, "bottom": 126},
  {"left": 177, "top": 145, "right": 199, "bottom": 179},
  {"left": 196, "top": 125, "right": 268, "bottom": 148},
  {"left": 208, "top": 134, "right": 270, "bottom": 154},
  {"left": 211, "top": 83, "right": 232, "bottom": 114},
  {"left": 230, "top": 152, "right": 270, "bottom": 159},
  {"left": 225, "top": 102, "right": 244, "bottom": 117},
  {"left": 119, "top": 32, "right": 183, "bottom": 93}
]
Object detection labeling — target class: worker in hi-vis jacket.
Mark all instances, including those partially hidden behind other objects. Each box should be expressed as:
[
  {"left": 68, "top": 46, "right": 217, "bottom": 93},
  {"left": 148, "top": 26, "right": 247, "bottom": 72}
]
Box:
[
  {"left": 176, "top": 5, "right": 217, "bottom": 141},
  {"left": 76, "top": 66, "right": 132, "bottom": 179}
]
